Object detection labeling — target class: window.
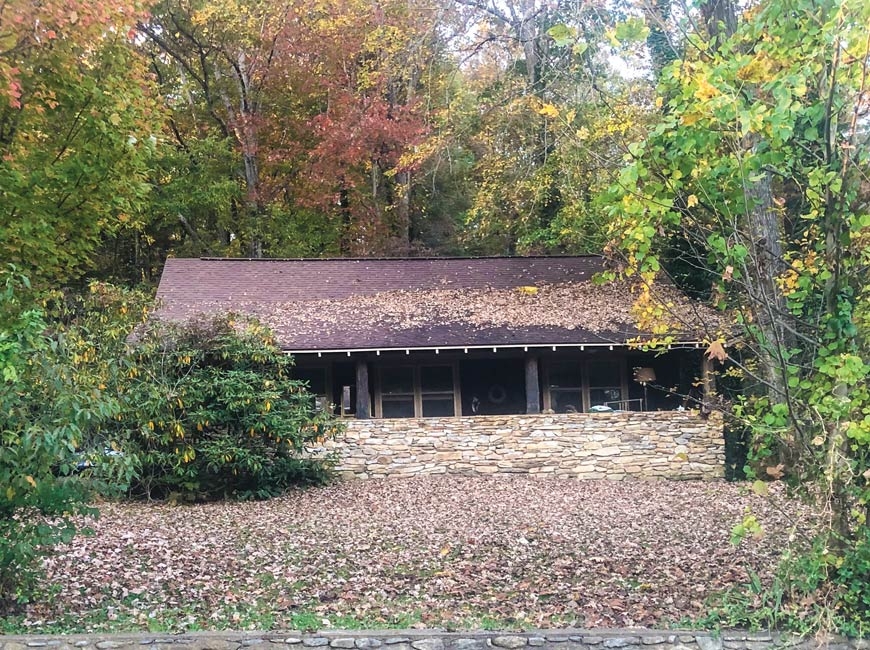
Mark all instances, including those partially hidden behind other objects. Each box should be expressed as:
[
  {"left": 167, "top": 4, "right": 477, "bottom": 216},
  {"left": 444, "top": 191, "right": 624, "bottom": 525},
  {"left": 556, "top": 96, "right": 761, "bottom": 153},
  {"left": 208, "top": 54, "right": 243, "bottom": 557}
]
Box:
[
  {"left": 381, "top": 367, "right": 415, "bottom": 418},
  {"left": 294, "top": 366, "right": 329, "bottom": 410},
  {"left": 378, "top": 365, "right": 457, "bottom": 418},
  {"left": 588, "top": 361, "right": 623, "bottom": 408},
  {"left": 547, "top": 362, "right": 582, "bottom": 414},
  {"left": 544, "top": 359, "right": 625, "bottom": 412},
  {"left": 421, "top": 366, "right": 455, "bottom": 417}
]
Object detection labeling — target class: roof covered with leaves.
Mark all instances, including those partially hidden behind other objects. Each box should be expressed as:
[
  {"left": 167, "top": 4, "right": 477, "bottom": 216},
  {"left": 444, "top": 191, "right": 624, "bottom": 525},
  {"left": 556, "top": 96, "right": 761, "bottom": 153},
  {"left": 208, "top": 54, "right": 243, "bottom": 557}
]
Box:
[{"left": 154, "top": 257, "right": 722, "bottom": 352}]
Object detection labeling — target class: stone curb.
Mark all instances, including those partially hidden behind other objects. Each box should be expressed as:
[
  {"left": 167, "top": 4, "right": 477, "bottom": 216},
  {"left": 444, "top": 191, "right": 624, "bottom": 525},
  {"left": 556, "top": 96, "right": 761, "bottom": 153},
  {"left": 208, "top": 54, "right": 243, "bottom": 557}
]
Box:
[{"left": 0, "top": 629, "right": 866, "bottom": 650}]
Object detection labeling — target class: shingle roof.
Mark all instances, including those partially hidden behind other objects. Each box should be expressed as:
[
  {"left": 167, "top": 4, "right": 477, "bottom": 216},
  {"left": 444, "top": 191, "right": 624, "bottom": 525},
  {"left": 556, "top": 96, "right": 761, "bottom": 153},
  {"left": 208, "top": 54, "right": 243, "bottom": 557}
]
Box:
[{"left": 154, "top": 257, "right": 721, "bottom": 352}]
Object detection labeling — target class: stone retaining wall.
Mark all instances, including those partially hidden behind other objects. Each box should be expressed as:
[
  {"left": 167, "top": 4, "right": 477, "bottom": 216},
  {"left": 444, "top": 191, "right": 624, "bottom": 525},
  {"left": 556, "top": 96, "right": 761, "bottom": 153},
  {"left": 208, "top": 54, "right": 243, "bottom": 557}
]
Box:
[
  {"left": 324, "top": 412, "right": 724, "bottom": 480},
  {"left": 0, "top": 629, "right": 863, "bottom": 650}
]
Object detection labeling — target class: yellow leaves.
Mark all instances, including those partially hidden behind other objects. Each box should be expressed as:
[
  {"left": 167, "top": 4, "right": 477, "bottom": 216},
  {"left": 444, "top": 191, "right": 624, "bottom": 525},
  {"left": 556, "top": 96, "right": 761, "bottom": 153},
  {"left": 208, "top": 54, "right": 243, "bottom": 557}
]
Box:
[
  {"left": 6, "top": 487, "right": 14, "bottom": 500},
  {"left": 693, "top": 76, "right": 720, "bottom": 101},
  {"left": 630, "top": 277, "right": 681, "bottom": 337},
  {"left": 576, "top": 127, "right": 590, "bottom": 140},
  {"left": 777, "top": 268, "right": 800, "bottom": 296},
  {"left": 147, "top": 420, "right": 155, "bottom": 430},
  {"left": 25, "top": 475, "right": 36, "bottom": 488},
  {"left": 264, "top": 400, "right": 272, "bottom": 412},
  {"left": 655, "top": 96, "right": 663, "bottom": 109},
  {"left": 174, "top": 422, "right": 184, "bottom": 439},
  {"left": 686, "top": 194, "right": 698, "bottom": 208},
  {"left": 736, "top": 52, "right": 777, "bottom": 83},
  {"left": 517, "top": 286, "right": 539, "bottom": 295},
  {"left": 537, "top": 103, "right": 560, "bottom": 119}
]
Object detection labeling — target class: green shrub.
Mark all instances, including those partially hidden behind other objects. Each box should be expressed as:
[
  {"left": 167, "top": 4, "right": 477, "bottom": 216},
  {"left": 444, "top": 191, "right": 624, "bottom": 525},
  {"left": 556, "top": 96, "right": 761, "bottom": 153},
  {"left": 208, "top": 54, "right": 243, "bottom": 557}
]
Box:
[
  {"left": 707, "top": 530, "right": 870, "bottom": 637},
  {"left": 116, "top": 314, "right": 340, "bottom": 501},
  {"left": 0, "top": 272, "right": 117, "bottom": 610}
]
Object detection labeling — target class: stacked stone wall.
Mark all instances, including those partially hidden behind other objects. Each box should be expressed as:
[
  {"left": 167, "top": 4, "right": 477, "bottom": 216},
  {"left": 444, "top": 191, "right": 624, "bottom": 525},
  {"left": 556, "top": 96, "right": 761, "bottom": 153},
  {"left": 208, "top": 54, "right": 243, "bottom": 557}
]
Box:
[
  {"left": 323, "top": 412, "right": 724, "bottom": 480},
  {"left": 0, "top": 628, "right": 864, "bottom": 650}
]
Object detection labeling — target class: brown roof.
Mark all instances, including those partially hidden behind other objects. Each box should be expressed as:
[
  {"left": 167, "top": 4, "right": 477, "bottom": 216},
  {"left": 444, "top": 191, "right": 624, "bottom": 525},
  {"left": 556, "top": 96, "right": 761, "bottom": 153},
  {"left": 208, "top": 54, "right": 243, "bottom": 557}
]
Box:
[{"left": 154, "top": 257, "right": 723, "bottom": 352}]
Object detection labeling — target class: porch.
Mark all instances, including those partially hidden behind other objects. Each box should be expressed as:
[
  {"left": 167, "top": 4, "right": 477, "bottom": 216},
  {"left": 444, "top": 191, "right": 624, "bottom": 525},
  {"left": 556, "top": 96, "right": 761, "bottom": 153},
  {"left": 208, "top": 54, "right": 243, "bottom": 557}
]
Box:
[
  {"left": 292, "top": 346, "right": 714, "bottom": 420},
  {"left": 294, "top": 347, "right": 723, "bottom": 480}
]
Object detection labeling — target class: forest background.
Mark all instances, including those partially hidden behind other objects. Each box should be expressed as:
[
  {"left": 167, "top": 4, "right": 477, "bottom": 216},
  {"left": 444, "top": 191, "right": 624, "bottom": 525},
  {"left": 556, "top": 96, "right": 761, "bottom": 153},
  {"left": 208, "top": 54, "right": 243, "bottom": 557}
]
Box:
[{"left": 2, "top": 0, "right": 870, "bottom": 637}]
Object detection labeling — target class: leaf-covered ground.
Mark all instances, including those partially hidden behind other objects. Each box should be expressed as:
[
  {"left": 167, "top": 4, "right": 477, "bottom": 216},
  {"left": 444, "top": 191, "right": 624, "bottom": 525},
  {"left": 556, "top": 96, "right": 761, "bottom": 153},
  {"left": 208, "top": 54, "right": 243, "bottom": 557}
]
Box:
[{"left": 20, "top": 477, "right": 813, "bottom": 633}]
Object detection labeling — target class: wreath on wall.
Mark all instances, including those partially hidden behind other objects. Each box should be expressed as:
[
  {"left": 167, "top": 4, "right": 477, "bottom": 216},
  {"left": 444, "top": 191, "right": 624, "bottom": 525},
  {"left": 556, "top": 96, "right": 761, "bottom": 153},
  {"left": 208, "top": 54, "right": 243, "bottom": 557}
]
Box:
[{"left": 487, "top": 384, "right": 507, "bottom": 404}]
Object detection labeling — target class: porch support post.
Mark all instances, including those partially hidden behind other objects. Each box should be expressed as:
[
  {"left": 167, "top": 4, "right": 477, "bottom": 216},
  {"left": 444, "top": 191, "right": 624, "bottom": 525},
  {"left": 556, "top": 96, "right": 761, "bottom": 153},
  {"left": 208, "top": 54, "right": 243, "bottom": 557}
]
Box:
[
  {"left": 525, "top": 356, "right": 541, "bottom": 415},
  {"left": 355, "top": 359, "right": 370, "bottom": 419},
  {"left": 701, "top": 354, "right": 715, "bottom": 404}
]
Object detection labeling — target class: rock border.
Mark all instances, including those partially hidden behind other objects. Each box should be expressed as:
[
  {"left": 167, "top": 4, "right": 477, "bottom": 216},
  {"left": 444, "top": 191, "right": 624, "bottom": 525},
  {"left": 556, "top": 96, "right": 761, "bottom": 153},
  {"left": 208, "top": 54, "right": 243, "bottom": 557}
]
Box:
[{"left": 1, "top": 629, "right": 866, "bottom": 650}]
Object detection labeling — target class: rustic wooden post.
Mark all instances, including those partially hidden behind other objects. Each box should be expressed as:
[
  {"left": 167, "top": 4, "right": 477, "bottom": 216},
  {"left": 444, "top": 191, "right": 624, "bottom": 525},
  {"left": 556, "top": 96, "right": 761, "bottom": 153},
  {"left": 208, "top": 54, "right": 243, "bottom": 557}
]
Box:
[
  {"left": 701, "top": 354, "right": 715, "bottom": 403},
  {"left": 525, "top": 356, "right": 541, "bottom": 414},
  {"left": 355, "top": 359, "right": 370, "bottom": 419}
]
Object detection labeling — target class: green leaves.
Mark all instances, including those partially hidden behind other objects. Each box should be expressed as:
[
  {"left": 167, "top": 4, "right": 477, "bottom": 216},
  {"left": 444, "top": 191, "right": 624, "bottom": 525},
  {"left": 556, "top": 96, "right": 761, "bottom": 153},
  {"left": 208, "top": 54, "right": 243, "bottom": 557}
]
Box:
[
  {"left": 0, "top": 35, "right": 162, "bottom": 287},
  {"left": 547, "top": 24, "right": 575, "bottom": 48},
  {"left": 612, "top": 17, "right": 650, "bottom": 45},
  {"left": 606, "top": 0, "right": 870, "bottom": 632},
  {"left": 0, "top": 270, "right": 115, "bottom": 606},
  {"left": 113, "top": 315, "right": 340, "bottom": 501}
]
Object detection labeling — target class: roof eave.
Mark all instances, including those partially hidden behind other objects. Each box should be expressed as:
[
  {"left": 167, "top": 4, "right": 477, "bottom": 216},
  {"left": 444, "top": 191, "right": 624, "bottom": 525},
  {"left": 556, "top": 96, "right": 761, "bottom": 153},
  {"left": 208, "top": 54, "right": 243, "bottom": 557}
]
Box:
[{"left": 283, "top": 340, "right": 708, "bottom": 356}]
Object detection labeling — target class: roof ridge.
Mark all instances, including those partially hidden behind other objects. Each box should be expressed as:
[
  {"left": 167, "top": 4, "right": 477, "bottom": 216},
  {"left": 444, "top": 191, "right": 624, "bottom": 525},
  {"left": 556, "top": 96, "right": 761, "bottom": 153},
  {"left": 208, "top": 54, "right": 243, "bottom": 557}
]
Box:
[{"left": 190, "top": 254, "right": 605, "bottom": 262}]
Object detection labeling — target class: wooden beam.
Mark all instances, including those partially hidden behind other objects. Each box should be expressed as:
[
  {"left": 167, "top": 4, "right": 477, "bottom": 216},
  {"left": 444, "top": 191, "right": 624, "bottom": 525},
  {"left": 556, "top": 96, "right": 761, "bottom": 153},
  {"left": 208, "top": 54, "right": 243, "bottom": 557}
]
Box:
[
  {"left": 701, "top": 354, "right": 715, "bottom": 403},
  {"left": 355, "top": 359, "right": 370, "bottom": 419},
  {"left": 525, "top": 356, "right": 541, "bottom": 414}
]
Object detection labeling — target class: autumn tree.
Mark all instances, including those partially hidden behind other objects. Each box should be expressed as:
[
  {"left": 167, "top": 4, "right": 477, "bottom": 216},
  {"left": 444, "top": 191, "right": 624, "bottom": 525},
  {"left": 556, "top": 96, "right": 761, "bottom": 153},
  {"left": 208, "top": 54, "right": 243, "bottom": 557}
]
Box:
[
  {"left": 607, "top": 0, "right": 870, "bottom": 632},
  {"left": 0, "top": 0, "right": 162, "bottom": 286},
  {"left": 455, "top": 0, "right": 656, "bottom": 254},
  {"left": 137, "top": 0, "right": 452, "bottom": 259}
]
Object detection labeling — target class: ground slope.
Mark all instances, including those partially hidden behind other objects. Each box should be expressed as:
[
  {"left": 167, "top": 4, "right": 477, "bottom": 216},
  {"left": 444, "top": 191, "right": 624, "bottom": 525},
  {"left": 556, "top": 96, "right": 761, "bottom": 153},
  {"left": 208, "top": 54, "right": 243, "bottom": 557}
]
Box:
[{"left": 23, "top": 477, "right": 812, "bottom": 632}]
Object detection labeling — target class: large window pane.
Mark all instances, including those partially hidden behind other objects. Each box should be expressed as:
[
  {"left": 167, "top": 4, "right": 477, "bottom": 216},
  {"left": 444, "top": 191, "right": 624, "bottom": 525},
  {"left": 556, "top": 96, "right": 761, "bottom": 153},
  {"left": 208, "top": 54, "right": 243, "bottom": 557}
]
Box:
[
  {"left": 294, "top": 367, "right": 327, "bottom": 395},
  {"left": 422, "top": 397, "right": 454, "bottom": 417},
  {"left": 590, "top": 387, "right": 622, "bottom": 408},
  {"left": 421, "top": 366, "right": 453, "bottom": 393},
  {"left": 551, "top": 388, "right": 582, "bottom": 414},
  {"left": 382, "top": 398, "right": 415, "bottom": 418},
  {"left": 548, "top": 363, "right": 582, "bottom": 388},
  {"left": 588, "top": 361, "right": 621, "bottom": 387},
  {"left": 381, "top": 367, "right": 414, "bottom": 395}
]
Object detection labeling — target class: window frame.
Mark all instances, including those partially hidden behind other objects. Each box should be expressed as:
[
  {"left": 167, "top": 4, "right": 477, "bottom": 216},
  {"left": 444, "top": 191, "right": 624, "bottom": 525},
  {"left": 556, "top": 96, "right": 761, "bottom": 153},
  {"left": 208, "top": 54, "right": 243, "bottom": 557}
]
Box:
[
  {"left": 292, "top": 365, "right": 332, "bottom": 411},
  {"left": 374, "top": 362, "right": 461, "bottom": 419},
  {"left": 542, "top": 357, "right": 628, "bottom": 413}
]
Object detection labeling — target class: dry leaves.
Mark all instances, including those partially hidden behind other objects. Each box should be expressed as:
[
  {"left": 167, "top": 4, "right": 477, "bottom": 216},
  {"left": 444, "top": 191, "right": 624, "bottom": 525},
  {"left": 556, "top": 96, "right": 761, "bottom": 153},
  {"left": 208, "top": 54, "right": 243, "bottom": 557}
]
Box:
[
  {"left": 162, "top": 281, "right": 729, "bottom": 349},
  {"left": 23, "top": 477, "right": 814, "bottom": 633}
]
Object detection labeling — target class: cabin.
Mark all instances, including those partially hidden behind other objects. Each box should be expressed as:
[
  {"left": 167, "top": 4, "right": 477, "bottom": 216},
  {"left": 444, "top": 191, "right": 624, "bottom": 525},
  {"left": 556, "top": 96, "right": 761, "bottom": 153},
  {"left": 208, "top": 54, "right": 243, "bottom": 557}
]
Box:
[{"left": 154, "top": 256, "right": 726, "bottom": 480}]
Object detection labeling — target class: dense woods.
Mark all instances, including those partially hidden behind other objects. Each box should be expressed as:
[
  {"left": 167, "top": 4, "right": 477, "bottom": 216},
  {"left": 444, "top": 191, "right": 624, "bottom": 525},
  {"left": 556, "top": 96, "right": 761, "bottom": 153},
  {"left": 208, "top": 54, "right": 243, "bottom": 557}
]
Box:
[{"left": 1, "top": 0, "right": 870, "bottom": 636}]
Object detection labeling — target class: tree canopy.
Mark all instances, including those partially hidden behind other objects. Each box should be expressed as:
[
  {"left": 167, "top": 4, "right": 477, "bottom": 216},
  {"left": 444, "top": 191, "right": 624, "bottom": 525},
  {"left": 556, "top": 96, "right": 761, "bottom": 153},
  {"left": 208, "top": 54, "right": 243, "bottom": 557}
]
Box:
[{"left": 1, "top": 0, "right": 869, "bottom": 635}]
